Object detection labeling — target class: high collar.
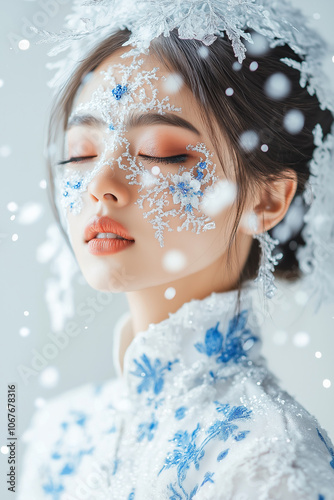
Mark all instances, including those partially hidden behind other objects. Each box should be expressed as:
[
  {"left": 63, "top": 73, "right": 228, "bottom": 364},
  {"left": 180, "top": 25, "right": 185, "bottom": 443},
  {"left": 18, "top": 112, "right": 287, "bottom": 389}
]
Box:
[{"left": 113, "top": 280, "right": 264, "bottom": 402}]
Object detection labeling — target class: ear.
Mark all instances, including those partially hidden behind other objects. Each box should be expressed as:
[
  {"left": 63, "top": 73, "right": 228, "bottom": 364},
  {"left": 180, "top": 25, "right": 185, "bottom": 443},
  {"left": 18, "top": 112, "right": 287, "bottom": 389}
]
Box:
[{"left": 239, "top": 170, "right": 298, "bottom": 235}]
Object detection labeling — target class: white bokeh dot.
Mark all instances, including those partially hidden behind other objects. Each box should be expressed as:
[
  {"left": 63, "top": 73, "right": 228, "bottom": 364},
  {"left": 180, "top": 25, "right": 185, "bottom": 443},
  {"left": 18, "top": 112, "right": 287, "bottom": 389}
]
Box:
[
  {"left": 19, "top": 327, "right": 30, "bottom": 337},
  {"left": 1, "top": 446, "right": 9, "bottom": 455},
  {"left": 39, "top": 366, "right": 59, "bottom": 388},
  {"left": 293, "top": 331, "right": 310, "bottom": 347},
  {"left": 249, "top": 61, "right": 258, "bottom": 72},
  {"left": 0, "top": 145, "right": 11, "bottom": 157},
  {"left": 23, "top": 310, "right": 29, "bottom": 316},
  {"left": 315, "top": 351, "right": 322, "bottom": 359},
  {"left": 39, "top": 179, "right": 47, "bottom": 189},
  {"left": 261, "top": 144, "right": 269, "bottom": 152},
  {"left": 323, "top": 379, "right": 331, "bottom": 389},
  {"left": 12, "top": 234, "right": 18, "bottom": 242},
  {"left": 162, "top": 250, "right": 187, "bottom": 273},
  {"left": 10, "top": 215, "right": 15, "bottom": 221},
  {"left": 225, "top": 87, "right": 234, "bottom": 96},
  {"left": 164, "top": 287, "right": 176, "bottom": 300},
  {"left": 162, "top": 73, "right": 183, "bottom": 93},
  {"left": 7, "top": 202, "right": 18, "bottom": 212},
  {"left": 245, "top": 32, "right": 269, "bottom": 56},
  {"left": 151, "top": 166, "right": 160, "bottom": 176},
  {"left": 313, "top": 12, "right": 321, "bottom": 20},
  {"left": 34, "top": 397, "right": 46, "bottom": 409},
  {"left": 198, "top": 46, "right": 210, "bottom": 58},
  {"left": 294, "top": 290, "right": 309, "bottom": 306},
  {"left": 264, "top": 73, "right": 291, "bottom": 100},
  {"left": 200, "top": 179, "right": 237, "bottom": 217},
  {"left": 17, "top": 202, "right": 44, "bottom": 225},
  {"left": 283, "top": 109, "right": 305, "bottom": 134},
  {"left": 239, "top": 130, "right": 259, "bottom": 152},
  {"left": 18, "top": 39, "right": 30, "bottom": 50},
  {"left": 0, "top": 79, "right": 4, "bottom": 88},
  {"left": 232, "top": 61, "right": 242, "bottom": 71}
]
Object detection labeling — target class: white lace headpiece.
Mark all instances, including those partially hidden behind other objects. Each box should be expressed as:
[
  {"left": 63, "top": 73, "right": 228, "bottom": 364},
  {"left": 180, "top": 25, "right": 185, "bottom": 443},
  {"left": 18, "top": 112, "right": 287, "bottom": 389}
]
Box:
[{"left": 34, "top": 0, "right": 334, "bottom": 314}]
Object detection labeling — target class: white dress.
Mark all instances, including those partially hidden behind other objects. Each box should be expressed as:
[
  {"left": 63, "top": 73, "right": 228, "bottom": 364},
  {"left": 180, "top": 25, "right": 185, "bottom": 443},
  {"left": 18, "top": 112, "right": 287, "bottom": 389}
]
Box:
[{"left": 18, "top": 282, "right": 334, "bottom": 500}]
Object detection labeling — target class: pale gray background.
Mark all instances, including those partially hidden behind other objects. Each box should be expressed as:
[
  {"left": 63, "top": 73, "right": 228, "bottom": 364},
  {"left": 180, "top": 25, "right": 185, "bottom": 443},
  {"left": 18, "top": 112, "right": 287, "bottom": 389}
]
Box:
[{"left": 0, "top": 1, "right": 334, "bottom": 498}]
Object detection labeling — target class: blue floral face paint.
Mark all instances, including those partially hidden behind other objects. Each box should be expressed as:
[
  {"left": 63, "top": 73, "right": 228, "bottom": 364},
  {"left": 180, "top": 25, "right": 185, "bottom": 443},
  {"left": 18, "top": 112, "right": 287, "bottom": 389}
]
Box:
[{"left": 54, "top": 54, "right": 221, "bottom": 247}]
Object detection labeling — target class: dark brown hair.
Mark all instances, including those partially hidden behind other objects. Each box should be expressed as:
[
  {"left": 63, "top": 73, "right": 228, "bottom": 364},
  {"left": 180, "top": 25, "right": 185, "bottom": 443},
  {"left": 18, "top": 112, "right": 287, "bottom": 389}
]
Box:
[{"left": 46, "top": 28, "right": 333, "bottom": 313}]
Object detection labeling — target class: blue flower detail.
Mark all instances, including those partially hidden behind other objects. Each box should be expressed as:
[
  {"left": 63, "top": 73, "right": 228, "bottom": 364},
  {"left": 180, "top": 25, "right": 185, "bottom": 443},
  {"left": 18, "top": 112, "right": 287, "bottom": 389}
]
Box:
[
  {"left": 130, "top": 353, "right": 179, "bottom": 395},
  {"left": 194, "top": 310, "right": 259, "bottom": 365},
  {"left": 109, "top": 123, "right": 115, "bottom": 130},
  {"left": 175, "top": 407, "right": 187, "bottom": 420},
  {"left": 42, "top": 479, "right": 64, "bottom": 499},
  {"left": 185, "top": 203, "right": 193, "bottom": 212},
  {"left": 198, "top": 161, "right": 206, "bottom": 169},
  {"left": 112, "top": 84, "right": 128, "bottom": 100},
  {"left": 195, "top": 322, "right": 222, "bottom": 356},
  {"left": 217, "top": 449, "right": 229, "bottom": 461},
  {"left": 317, "top": 427, "right": 334, "bottom": 469},
  {"left": 160, "top": 401, "right": 252, "bottom": 499},
  {"left": 234, "top": 430, "right": 250, "bottom": 441},
  {"left": 195, "top": 170, "right": 204, "bottom": 180},
  {"left": 60, "top": 463, "right": 75, "bottom": 475},
  {"left": 201, "top": 471, "right": 215, "bottom": 486},
  {"left": 128, "top": 489, "right": 135, "bottom": 500},
  {"left": 63, "top": 191, "right": 68, "bottom": 197},
  {"left": 45, "top": 410, "right": 95, "bottom": 495},
  {"left": 159, "top": 423, "right": 205, "bottom": 486},
  {"left": 137, "top": 413, "right": 158, "bottom": 442}
]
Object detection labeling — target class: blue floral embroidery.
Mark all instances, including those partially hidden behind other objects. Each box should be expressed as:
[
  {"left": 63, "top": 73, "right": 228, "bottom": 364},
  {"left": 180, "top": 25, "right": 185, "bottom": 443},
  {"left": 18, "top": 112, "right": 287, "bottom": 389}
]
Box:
[
  {"left": 128, "top": 489, "right": 135, "bottom": 499},
  {"left": 159, "top": 401, "right": 252, "bottom": 499},
  {"left": 175, "top": 407, "right": 188, "bottom": 420},
  {"left": 194, "top": 310, "right": 259, "bottom": 364},
  {"left": 201, "top": 471, "right": 215, "bottom": 486},
  {"left": 42, "top": 479, "right": 64, "bottom": 499},
  {"left": 137, "top": 413, "right": 159, "bottom": 442},
  {"left": 316, "top": 427, "right": 334, "bottom": 469},
  {"left": 42, "top": 410, "right": 95, "bottom": 497},
  {"left": 217, "top": 449, "right": 229, "bottom": 461},
  {"left": 130, "top": 353, "right": 179, "bottom": 395}
]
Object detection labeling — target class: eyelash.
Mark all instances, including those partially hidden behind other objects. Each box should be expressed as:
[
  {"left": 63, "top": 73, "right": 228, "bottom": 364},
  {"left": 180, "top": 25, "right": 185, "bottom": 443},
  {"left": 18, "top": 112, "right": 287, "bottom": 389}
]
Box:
[
  {"left": 139, "top": 154, "right": 188, "bottom": 164},
  {"left": 57, "top": 155, "right": 97, "bottom": 165},
  {"left": 57, "top": 154, "right": 188, "bottom": 165}
]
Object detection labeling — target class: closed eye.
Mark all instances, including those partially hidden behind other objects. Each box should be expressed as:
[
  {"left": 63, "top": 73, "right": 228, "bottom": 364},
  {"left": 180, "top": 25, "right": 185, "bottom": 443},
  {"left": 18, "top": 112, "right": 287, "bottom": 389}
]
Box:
[
  {"left": 138, "top": 154, "right": 188, "bottom": 164},
  {"left": 57, "top": 155, "right": 98, "bottom": 165}
]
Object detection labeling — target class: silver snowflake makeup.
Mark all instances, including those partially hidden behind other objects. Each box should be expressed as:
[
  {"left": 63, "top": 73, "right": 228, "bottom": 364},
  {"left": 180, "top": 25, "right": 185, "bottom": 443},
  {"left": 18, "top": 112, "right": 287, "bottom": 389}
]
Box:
[{"left": 54, "top": 54, "right": 221, "bottom": 247}]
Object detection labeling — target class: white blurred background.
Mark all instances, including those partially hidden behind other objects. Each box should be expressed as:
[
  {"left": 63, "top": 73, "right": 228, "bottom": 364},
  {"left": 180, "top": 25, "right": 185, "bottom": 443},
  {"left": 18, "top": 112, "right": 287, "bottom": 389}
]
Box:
[{"left": 0, "top": 1, "right": 334, "bottom": 498}]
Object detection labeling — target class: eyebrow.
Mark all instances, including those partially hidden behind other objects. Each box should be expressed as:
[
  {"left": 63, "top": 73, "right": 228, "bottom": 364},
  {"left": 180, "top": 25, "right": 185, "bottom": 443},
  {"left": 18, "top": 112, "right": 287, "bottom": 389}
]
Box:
[{"left": 66, "top": 111, "right": 201, "bottom": 136}]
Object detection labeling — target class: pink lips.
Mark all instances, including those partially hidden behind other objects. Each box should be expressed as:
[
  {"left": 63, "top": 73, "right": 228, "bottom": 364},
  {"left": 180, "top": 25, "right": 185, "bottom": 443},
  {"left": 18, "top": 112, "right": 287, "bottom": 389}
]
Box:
[{"left": 84, "top": 216, "right": 135, "bottom": 256}]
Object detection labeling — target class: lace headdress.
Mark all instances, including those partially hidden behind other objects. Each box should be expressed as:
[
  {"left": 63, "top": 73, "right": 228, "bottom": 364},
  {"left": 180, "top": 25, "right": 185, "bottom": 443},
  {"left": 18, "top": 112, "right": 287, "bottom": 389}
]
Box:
[{"left": 34, "top": 0, "right": 334, "bottom": 314}]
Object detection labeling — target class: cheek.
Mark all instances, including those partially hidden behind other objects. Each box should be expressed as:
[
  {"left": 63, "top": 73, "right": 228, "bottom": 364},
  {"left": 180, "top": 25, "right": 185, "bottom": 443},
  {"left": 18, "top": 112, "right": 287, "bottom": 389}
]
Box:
[{"left": 129, "top": 143, "right": 222, "bottom": 248}]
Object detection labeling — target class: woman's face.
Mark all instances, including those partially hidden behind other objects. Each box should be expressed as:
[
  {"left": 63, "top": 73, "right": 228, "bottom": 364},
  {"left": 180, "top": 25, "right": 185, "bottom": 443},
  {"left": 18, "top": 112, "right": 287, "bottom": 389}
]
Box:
[{"left": 55, "top": 48, "right": 254, "bottom": 292}]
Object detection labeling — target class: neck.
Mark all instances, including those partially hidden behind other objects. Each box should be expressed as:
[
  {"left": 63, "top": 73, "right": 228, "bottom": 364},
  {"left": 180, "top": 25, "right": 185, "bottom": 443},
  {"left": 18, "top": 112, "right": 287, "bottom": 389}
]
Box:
[{"left": 125, "top": 234, "right": 252, "bottom": 338}]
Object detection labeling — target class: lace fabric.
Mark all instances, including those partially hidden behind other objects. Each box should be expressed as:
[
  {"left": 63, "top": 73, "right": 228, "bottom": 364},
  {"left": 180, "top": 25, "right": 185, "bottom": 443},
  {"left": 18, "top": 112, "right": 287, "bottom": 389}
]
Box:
[{"left": 18, "top": 283, "right": 334, "bottom": 499}]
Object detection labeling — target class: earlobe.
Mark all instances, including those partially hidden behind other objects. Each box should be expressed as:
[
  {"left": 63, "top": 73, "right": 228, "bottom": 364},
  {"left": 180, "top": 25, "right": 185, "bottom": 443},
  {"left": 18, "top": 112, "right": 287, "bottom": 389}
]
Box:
[{"left": 239, "top": 171, "right": 298, "bottom": 235}]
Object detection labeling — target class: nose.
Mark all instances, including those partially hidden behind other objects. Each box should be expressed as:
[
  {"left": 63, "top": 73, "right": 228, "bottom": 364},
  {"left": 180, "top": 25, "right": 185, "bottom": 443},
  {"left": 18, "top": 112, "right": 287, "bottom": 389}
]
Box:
[{"left": 87, "top": 161, "right": 131, "bottom": 207}]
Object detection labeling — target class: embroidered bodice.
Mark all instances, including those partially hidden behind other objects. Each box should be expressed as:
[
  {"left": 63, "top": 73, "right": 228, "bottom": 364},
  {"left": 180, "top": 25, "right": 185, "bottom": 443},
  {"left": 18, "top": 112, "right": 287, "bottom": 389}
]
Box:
[{"left": 18, "top": 282, "right": 334, "bottom": 499}]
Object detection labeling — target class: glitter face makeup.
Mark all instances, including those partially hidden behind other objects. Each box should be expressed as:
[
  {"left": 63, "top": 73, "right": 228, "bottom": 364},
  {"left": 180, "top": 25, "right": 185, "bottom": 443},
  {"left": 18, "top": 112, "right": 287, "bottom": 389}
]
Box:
[{"left": 54, "top": 54, "right": 220, "bottom": 247}]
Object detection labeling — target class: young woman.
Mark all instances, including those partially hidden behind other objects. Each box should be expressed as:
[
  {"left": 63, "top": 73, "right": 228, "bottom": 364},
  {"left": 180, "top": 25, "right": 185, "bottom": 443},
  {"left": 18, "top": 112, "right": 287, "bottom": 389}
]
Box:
[{"left": 18, "top": 1, "right": 334, "bottom": 498}]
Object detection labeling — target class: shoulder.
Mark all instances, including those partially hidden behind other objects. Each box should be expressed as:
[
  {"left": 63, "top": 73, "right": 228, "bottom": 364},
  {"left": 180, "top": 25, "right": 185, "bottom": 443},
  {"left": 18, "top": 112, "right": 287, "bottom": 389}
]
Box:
[
  {"left": 18, "top": 378, "right": 120, "bottom": 499},
  {"left": 193, "top": 374, "right": 334, "bottom": 499},
  {"left": 23, "top": 379, "right": 117, "bottom": 442}
]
